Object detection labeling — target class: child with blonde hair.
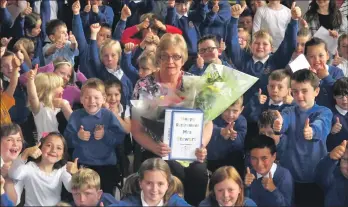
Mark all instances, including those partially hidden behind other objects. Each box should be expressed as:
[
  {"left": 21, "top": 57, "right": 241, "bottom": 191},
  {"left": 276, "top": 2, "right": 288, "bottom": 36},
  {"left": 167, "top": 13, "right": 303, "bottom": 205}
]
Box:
[{"left": 26, "top": 67, "right": 72, "bottom": 140}]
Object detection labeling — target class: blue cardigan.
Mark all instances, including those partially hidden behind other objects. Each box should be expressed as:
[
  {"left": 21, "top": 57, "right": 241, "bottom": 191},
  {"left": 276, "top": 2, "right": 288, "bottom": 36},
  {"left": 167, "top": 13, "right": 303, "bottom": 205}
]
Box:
[
  {"left": 199, "top": 195, "right": 256, "bottom": 206},
  {"left": 122, "top": 194, "right": 190, "bottom": 206},
  {"left": 1, "top": 193, "right": 14, "bottom": 207}
]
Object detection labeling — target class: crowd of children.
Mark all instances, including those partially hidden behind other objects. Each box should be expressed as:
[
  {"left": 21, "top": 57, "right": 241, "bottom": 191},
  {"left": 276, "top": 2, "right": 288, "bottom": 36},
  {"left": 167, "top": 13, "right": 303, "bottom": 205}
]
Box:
[{"left": 1, "top": 0, "right": 348, "bottom": 206}]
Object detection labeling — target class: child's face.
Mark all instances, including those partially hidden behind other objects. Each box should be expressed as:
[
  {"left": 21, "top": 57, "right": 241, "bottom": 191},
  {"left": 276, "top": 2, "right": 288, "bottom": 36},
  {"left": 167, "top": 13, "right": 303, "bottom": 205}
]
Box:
[
  {"left": 335, "top": 94, "right": 348, "bottom": 110},
  {"left": 72, "top": 186, "right": 102, "bottom": 207},
  {"left": 81, "top": 88, "right": 106, "bottom": 114},
  {"left": 305, "top": 44, "right": 329, "bottom": 71},
  {"left": 106, "top": 86, "right": 121, "bottom": 108},
  {"left": 97, "top": 27, "right": 112, "bottom": 48},
  {"left": 239, "top": 16, "right": 253, "bottom": 33},
  {"left": 1, "top": 132, "right": 23, "bottom": 162},
  {"left": 316, "top": 0, "right": 329, "bottom": 8},
  {"left": 139, "top": 170, "right": 169, "bottom": 205},
  {"left": 139, "top": 62, "right": 156, "bottom": 78},
  {"left": 250, "top": 147, "right": 276, "bottom": 176},
  {"left": 251, "top": 37, "right": 272, "bottom": 60},
  {"left": 0, "top": 56, "right": 14, "bottom": 78},
  {"left": 221, "top": 104, "right": 244, "bottom": 123},
  {"left": 54, "top": 64, "right": 72, "bottom": 86},
  {"left": 338, "top": 37, "right": 348, "bottom": 59},
  {"left": 54, "top": 85, "right": 64, "bottom": 99},
  {"left": 291, "top": 80, "right": 319, "bottom": 110},
  {"left": 175, "top": 2, "right": 190, "bottom": 16},
  {"left": 30, "top": 19, "right": 42, "bottom": 37},
  {"left": 340, "top": 150, "right": 348, "bottom": 179},
  {"left": 295, "top": 35, "right": 310, "bottom": 56},
  {"left": 101, "top": 46, "right": 119, "bottom": 69},
  {"left": 238, "top": 30, "right": 249, "bottom": 49},
  {"left": 214, "top": 178, "right": 241, "bottom": 207},
  {"left": 267, "top": 78, "right": 290, "bottom": 103},
  {"left": 198, "top": 40, "right": 219, "bottom": 63},
  {"left": 50, "top": 26, "right": 68, "bottom": 44},
  {"left": 40, "top": 135, "right": 64, "bottom": 164}
]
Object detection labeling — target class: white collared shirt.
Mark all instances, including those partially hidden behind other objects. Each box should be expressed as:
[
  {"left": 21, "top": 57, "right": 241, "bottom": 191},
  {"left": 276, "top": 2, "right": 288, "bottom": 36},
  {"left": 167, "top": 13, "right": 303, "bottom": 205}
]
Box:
[
  {"left": 252, "top": 56, "right": 269, "bottom": 64},
  {"left": 106, "top": 68, "right": 124, "bottom": 80},
  {"left": 269, "top": 99, "right": 283, "bottom": 107},
  {"left": 177, "top": 13, "right": 188, "bottom": 19},
  {"left": 335, "top": 105, "right": 347, "bottom": 116},
  {"left": 117, "top": 104, "right": 131, "bottom": 118},
  {"left": 337, "top": 58, "right": 348, "bottom": 77},
  {"left": 256, "top": 163, "right": 277, "bottom": 179},
  {"left": 131, "top": 0, "right": 142, "bottom": 3},
  {"left": 141, "top": 191, "right": 164, "bottom": 207}
]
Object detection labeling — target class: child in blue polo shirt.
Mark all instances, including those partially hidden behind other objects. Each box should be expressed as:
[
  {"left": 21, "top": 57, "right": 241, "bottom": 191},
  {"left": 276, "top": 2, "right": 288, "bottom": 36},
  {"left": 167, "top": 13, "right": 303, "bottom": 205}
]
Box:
[
  {"left": 326, "top": 77, "right": 348, "bottom": 152},
  {"left": 315, "top": 140, "right": 348, "bottom": 207},
  {"left": 245, "top": 135, "right": 293, "bottom": 207},
  {"left": 273, "top": 69, "right": 332, "bottom": 206}
]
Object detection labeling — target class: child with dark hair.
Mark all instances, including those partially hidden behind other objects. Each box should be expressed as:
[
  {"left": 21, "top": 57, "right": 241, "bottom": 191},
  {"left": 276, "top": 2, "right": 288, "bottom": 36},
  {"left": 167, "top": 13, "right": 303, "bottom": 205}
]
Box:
[
  {"left": 273, "top": 69, "right": 332, "bottom": 206},
  {"left": 245, "top": 135, "right": 293, "bottom": 207},
  {"left": 239, "top": 8, "right": 253, "bottom": 33},
  {"left": 326, "top": 77, "right": 348, "bottom": 152}
]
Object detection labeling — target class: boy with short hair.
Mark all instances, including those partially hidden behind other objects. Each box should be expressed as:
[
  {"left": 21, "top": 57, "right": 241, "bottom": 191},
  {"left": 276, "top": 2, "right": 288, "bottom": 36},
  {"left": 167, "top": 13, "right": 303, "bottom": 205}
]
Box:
[
  {"left": 189, "top": 35, "right": 232, "bottom": 76},
  {"left": 64, "top": 78, "right": 125, "bottom": 195},
  {"left": 315, "top": 140, "right": 348, "bottom": 207},
  {"left": 206, "top": 96, "right": 246, "bottom": 176},
  {"left": 71, "top": 168, "right": 125, "bottom": 206},
  {"left": 244, "top": 135, "right": 293, "bottom": 207},
  {"left": 43, "top": 19, "right": 79, "bottom": 65},
  {"left": 273, "top": 69, "right": 333, "bottom": 206},
  {"left": 227, "top": 3, "right": 299, "bottom": 101},
  {"left": 326, "top": 77, "right": 348, "bottom": 152}
]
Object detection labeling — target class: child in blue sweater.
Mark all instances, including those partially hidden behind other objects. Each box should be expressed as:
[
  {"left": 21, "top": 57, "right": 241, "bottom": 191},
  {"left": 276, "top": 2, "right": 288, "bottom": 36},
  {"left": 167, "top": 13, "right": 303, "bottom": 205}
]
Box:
[
  {"left": 64, "top": 78, "right": 126, "bottom": 194},
  {"left": 227, "top": 3, "right": 299, "bottom": 101},
  {"left": 81, "top": 0, "right": 114, "bottom": 28},
  {"left": 273, "top": 69, "right": 333, "bottom": 207},
  {"left": 207, "top": 96, "right": 246, "bottom": 176},
  {"left": 326, "top": 77, "right": 348, "bottom": 152},
  {"left": 189, "top": 35, "right": 232, "bottom": 76},
  {"left": 43, "top": 19, "right": 79, "bottom": 65},
  {"left": 244, "top": 135, "right": 293, "bottom": 207},
  {"left": 315, "top": 140, "right": 348, "bottom": 207}
]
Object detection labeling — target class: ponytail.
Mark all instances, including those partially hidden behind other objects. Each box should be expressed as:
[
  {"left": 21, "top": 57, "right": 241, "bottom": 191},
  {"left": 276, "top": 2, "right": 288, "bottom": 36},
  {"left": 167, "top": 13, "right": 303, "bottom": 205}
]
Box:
[
  {"left": 121, "top": 173, "right": 141, "bottom": 198},
  {"left": 164, "top": 175, "right": 184, "bottom": 205}
]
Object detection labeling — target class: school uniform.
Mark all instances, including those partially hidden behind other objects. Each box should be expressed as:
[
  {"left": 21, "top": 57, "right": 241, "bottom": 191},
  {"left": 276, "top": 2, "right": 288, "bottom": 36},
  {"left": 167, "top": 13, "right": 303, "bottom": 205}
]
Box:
[
  {"left": 122, "top": 193, "right": 190, "bottom": 206},
  {"left": 279, "top": 104, "right": 332, "bottom": 206},
  {"left": 326, "top": 105, "right": 348, "bottom": 152},
  {"left": 0, "top": 6, "right": 13, "bottom": 36},
  {"left": 189, "top": 60, "right": 232, "bottom": 76},
  {"left": 315, "top": 154, "right": 348, "bottom": 207},
  {"left": 113, "top": 19, "right": 127, "bottom": 42},
  {"left": 199, "top": 195, "right": 256, "bottom": 206},
  {"left": 246, "top": 163, "right": 293, "bottom": 207},
  {"left": 81, "top": 5, "right": 114, "bottom": 28},
  {"left": 125, "top": 0, "right": 155, "bottom": 28},
  {"left": 226, "top": 17, "right": 297, "bottom": 101},
  {"left": 0, "top": 194, "right": 14, "bottom": 207},
  {"left": 64, "top": 108, "right": 126, "bottom": 194},
  {"left": 207, "top": 115, "right": 247, "bottom": 175},
  {"left": 120, "top": 52, "right": 140, "bottom": 85}
]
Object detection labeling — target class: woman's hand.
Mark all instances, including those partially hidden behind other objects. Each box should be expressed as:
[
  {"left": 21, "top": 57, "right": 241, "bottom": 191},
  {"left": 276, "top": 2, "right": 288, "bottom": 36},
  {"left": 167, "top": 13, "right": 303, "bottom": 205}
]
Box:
[{"left": 154, "top": 142, "right": 171, "bottom": 157}]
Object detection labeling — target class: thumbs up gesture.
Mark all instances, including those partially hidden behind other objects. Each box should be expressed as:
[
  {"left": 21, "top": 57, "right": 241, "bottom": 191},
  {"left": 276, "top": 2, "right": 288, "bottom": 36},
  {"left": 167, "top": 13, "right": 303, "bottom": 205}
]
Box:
[
  {"left": 273, "top": 111, "right": 283, "bottom": 133},
  {"left": 84, "top": 0, "right": 91, "bottom": 13},
  {"left": 262, "top": 172, "right": 276, "bottom": 192},
  {"left": 229, "top": 122, "right": 238, "bottom": 140},
  {"left": 196, "top": 54, "right": 204, "bottom": 69},
  {"left": 67, "top": 158, "right": 79, "bottom": 175},
  {"left": 20, "top": 2, "right": 32, "bottom": 17},
  {"left": 94, "top": 125, "right": 105, "bottom": 140},
  {"left": 328, "top": 29, "right": 338, "bottom": 39},
  {"left": 23, "top": 142, "right": 42, "bottom": 160},
  {"left": 245, "top": 167, "right": 256, "bottom": 186},
  {"left": 27, "top": 64, "right": 38, "bottom": 80},
  {"left": 78, "top": 126, "right": 91, "bottom": 141},
  {"left": 332, "top": 50, "right": 343, "bottom": 66},
  {"left": 303, "top": 118, "right": 313, "bottom": 140},
  {"left": 212, "top": 2, "right": 219, "bottom": 13},
  {"left": 0, "top": 0, "right": 7, "bottom": 9},
  {"left": 121, "top": 4, "right": 131, "bottom": 21},
  {"left": 258, "top": 88, "right": 268, "bottom": 105},
  {"left": 168, "top": 0, "right": 175, "bottom": 8},
  {"left": 231, "top": 4, "right": 247, "bottom": 18},
  {"left": 291, "top": 2, "right": 301, "bottom": 20},
  {"left": 92, "top": 4, "right": 99, "bottom": 14},
  {"left": 283, "top": 90, "right": 293, "bottom": 105},
  {"left": 331, "top": 117, "right": 342, "bottom": 134},
  {"left": 330, "top": 140, "right": 347, "bottom": 160},
  {"left": 72, "top": 0, "right": 81, "bottom": 15},
  {"left": 300, "top": 18, "right": 308, "bottom": 29}
]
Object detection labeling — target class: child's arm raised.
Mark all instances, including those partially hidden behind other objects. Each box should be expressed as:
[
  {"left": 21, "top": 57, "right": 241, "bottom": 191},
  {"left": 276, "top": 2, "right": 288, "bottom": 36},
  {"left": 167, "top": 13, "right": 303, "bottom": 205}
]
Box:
[
  {"left": 4, "top": 53, "right": 21, "bottom": 97},
  {"left": 89, "top": 23, "right": 103, "bottom": 77},
  {"left": 165, "top": 0, "right": 177, "bottom": 26},
  {"left": 53, "top": 98, "right": 73, "bottom": 120},
  {"left": 113, "top": 5, "right": 131, "bottom": 41},
  {"left": 121, "top": 43, "right": 139, "bottom": 85},
  {"left": 306, "top": 109, "right": 333, "bottom": 141},
  {"left": 92, "top": 3, "right": 114, "bottom": 27},
  {"left": 72, "top": 0, "right": 88, "bottom": 53},
  {"left": 26, "top": 65, "right": 40, "bottom": 115},
  {"left": 0, "top": 0, "right": 13, "bottom": 29}
]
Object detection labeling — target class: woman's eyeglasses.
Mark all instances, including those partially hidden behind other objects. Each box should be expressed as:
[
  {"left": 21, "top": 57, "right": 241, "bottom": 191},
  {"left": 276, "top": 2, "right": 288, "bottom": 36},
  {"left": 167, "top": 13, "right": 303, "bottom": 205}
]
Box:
[{"left": 160, "top": 54, "right": 182, "bottom": 62}]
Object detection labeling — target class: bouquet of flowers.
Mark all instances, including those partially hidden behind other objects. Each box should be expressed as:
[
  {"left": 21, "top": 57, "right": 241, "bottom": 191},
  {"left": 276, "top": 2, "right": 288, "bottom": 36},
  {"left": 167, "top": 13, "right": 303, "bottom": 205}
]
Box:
[{"left": 131, "top": 64, "right": 258, "bottom": 141}]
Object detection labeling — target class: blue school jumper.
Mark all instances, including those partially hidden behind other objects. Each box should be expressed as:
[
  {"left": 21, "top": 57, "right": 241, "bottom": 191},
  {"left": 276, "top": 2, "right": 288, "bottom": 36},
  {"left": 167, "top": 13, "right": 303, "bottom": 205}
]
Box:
[
  {"left": 226, "top": 17, "right": 297, "bottom": 101},
  {"left": 64, "top": 108, "right": 125, "bottom": 166},
  {"left": 199, "top": 0, "right": 231, "bottom": 42},
  {"left": 315, "top": 154, "right": 348, "bottom": 206},
  {"left": 246, "top": 166, "right": 293, "bottom": 206},
  {"left": 199, "top": 195, "right": 256, "bottom": 206},
  {"left": 120, "top": 52, "right": 139, "bottom": 86},
  {"left": 207, "top": 115, "right": 247, "bottom": 161},
  {"left": 1, "top": 193, "right": 14, "bottom": 207},
  {"left": 189, "top": 60, "right": 232, "bottom": 76},
  {"left": 81, "top": 5, "right": 114, "bottom": 28},
  {"left": 121, "top": 194, "right": 190, "bottom": 206},
  {"left": 279, "top": 104, "right": 332, "bottom": 183},
  {"left": 315, "top": 72, "right": 336, "bottom": 110},
  {"left": 125, "top": 0, "right": 155, "bottom": 28},
  {"left": 0, "top": 6, "right": 13, "bottom": 36},
  {"left": 166, "top": 4, "right": 206, "bottom": 56},
  {"left": 326, "top": 106, "right": 348, "bottom": 152}
]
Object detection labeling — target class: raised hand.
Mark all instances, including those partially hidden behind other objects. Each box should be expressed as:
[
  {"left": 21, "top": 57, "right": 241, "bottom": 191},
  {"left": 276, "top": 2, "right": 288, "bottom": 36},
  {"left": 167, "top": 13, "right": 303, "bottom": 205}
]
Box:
[
  {"left": 229, "top": 122, "right": 238, "bottom": 140},
  {"left": 245, "top": 167, "right": 256, "bottom": 186},
  {"left": 258, "top": 88, "right": 267, "bottom": 105},
  {"left": 212, "top": 3, "right": 219, "bottom": 13},
  {"left": 0, "top": 37, "right": 12, "bottom": 48},
  {"left": 329, "top": 140, "right": 347, "bottom": 160},
  {"left": 90, "top": 23, "right": 101, "bottom": 35},
  {"left": 328, "top": 29, "right": 338, "bottom": 38},
  {"left": 303, "top": 118, "right": 313, "bottom": 140},
  {"left": 21, "top": 2, "right": 32, "bottom": 17},
  {"left": 25, "top": 142, "right": 42, "bottom": 159},
  {"left": 231, "top": 4, "right": 247, "bottom": 18},
  {"left": 137, "top": 18, "right": 150, "bottom": 31},
  {"left": 153, "top": 19, "right": 166, "bottom": 31},
  {"left": 72, "top": 0, "right": 81, "bottom": 15},
  {"left": 331, "top": 117, "right": 342, "bottom": 134},
  {"left": 332, "top": 50, "right": 343, "bottom": 66},
  {"left": 121, "top": 4, "right": 131, "bottom": 20},
  {"left": 124, "top": 42, "right": 135, "bottom": 53},
  {"left": 196, "top": 54, "right": 204, "bottom": 69},
  {"left": 221, "top": 122, "right": 232, "bottom": 140},
  {"left": 78, "top": 126, "right": 91, "bottom": 141},
  {"left": 283, "top": 90, "right": 293, "bottom": 105},
  {"left": 299, "top": 18, "right": 308, "bottom": 29},
  {"left": 195, "top": 145, "right": 207, "bottom": 163},
  {"left": 291, "top": 2, "right": 301, "bottom": 20},
  {"left": 92, "top": 4, "right": 99, "bottom": 14},
  {"left": 94, "top": 125, "right": 104, "bottom": 140},
  {"left": 262, "top": 172, "right": 276, "bottom": 192},
  {"left": 273, "top": 111, "right": 283, "bottom": 133},
  {"left": 66, "top": 158, "right": 79, "bottom": 175},
  {"left": 168, "top": 0, "right": 175, "bottom": 8},
  {"left": 27, "top": 64, "right": 38, "bottom": 80},
  {"left": 316, "top": 62, "right": 329, "bottom": 79},
  {"left": 84, "top": 0, "right": 91, "bottom": 13},
  {"left": 0, "top": 0, "right": 7, "bottom": 8}
]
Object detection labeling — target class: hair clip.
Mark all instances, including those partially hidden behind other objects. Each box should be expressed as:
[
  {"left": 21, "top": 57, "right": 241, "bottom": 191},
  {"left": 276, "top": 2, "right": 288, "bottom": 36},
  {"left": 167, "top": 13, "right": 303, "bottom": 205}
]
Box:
[{"left": 41, "top": 132, "right": 49, "bottom": 138}]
